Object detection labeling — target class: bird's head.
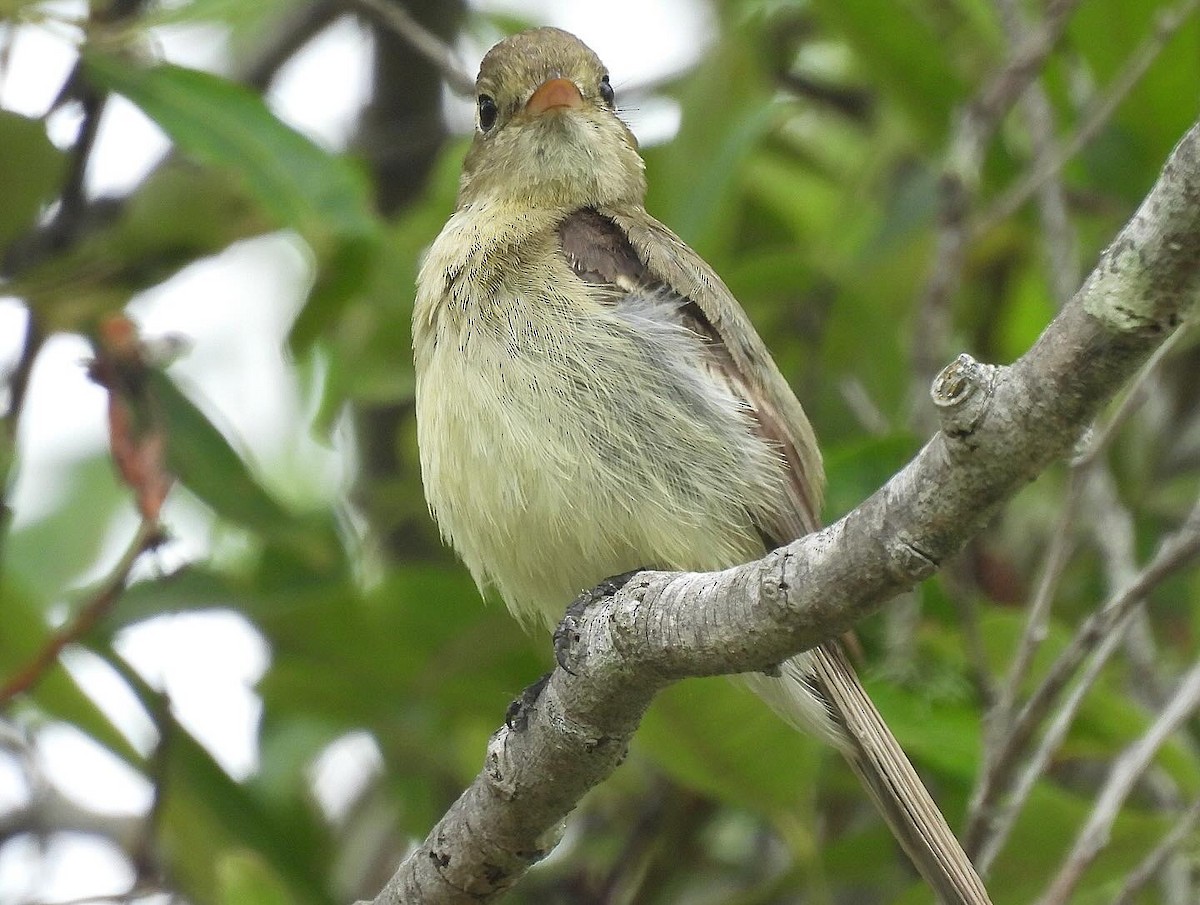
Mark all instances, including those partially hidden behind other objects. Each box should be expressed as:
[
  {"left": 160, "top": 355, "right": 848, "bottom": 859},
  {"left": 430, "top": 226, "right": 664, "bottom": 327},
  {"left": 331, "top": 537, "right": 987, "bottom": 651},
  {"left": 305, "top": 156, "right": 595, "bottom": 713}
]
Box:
[{"left": 457, "top": 28, "right": 646, "bottom": 211}]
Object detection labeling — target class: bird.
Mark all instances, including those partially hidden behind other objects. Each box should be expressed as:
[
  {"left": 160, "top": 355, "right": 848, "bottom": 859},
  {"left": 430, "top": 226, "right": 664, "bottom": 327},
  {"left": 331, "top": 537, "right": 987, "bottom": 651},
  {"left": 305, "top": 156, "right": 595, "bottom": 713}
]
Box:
[{"left": 412, "top": 26, "right": 992, "bottom": 905}]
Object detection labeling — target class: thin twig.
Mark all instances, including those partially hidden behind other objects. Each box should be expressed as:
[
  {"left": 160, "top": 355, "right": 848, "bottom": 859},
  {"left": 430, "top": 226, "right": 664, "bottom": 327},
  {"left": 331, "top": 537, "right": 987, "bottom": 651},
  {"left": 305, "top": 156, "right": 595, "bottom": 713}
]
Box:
[
  {"left": 911, "top": 176, "right": 970, "bottom": 394},
  {"left": 953, "top": 584, "right": 999, "bottom": 709},
  {"left": 0, "top": 520, "right": 163, "bottom": 704},
  {"left": 125, "top": 686, "right": 174, "bottom": 885},
  {"left": 1109, "top": 797, "right": 1200, "bottom": 905},
  {"left": 1, "top": 314, "right": 44, "bottom": 450},
  {"left": 25, "top": 888, "right": 164, "bottom": 905},
  {"left": 976, "top": 611, "right": 1131, "bottom": 873},
  {"left": 960, "top": 0, "right": 1084, "bottom": 168},
  {"left": 0, "top": 782, "right": 145, "bottom": 851},
  {"left": 996, "top": 473, "right": 1084, "bottom": 721},
  {"left": 966, "top": 471, "right": 1085, "bottom": 853},
  {"left": 1034, "top": 658, "right": 1200, "bottom": 905},
  {"left": 237, "top": 0, "right": 342, "bottom": 91},
  {"left": 1, "top": 63, "right": 108, "bottom": 556},
  {"left": 1010, "top": 499, "right": 1200, "bottom": 772},
  {"left": 1084, "top": 467, "right": 1168, "bottom": 708},
  {"left": 344, "top": 0, "right": 473, "bottom": 96},
  {"left": 976, "top": 0, "right": 1200, "bottom": 235},
  {"left": 912, "top": 0, "right": 1083, "bottom": 398},
  {"left": 990, "top": 0, "right": 1079, "bottom": 305},
  {"left": 838, "top": 377, "right": 890, "bottom": 436},
  {"left": 1026, "top": 86, "right": 1079, "bottom": 307},
  {"left": 967, "top": 496, "right": 1200, "bottom": 856}
]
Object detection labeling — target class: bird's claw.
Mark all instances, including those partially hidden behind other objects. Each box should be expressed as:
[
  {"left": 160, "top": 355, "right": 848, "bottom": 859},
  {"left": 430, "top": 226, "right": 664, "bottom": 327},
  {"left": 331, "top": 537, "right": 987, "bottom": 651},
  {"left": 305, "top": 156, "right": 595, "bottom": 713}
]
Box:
[
  {"left": 506, "top": 672, "right": 552, "bottom": 731},
  {"left": 553, "top": 568, "right": 643, "bottom": 674}
]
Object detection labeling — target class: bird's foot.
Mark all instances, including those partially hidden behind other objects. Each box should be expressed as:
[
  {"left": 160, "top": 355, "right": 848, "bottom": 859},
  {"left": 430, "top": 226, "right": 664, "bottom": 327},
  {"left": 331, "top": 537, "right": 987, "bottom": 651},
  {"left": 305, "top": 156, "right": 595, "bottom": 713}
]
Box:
[
  {"left": 553, "top": 568, "right": 644, "bottom": 674},
  {"left": 505, "top": 672, "right": 552, "bottom": 731}
]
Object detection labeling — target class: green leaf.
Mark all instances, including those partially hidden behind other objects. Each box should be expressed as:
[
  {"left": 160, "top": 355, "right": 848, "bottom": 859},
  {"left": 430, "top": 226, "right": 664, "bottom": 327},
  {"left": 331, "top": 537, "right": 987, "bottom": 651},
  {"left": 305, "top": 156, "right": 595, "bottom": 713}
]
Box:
[
  {"left": 0, "top": 111, "right": 66, "bottom": 247},
  {"left": 1068, "top": 0, "right": 1200, "bottom": 198},
  {"left": 149, "top": 370, "right": 340, "bottom": 568},
  {"left": 256, "top": 567, "right": 539, "bottom": 727},
  {"left": 17, "top": 163, "right": 268, "bottom": 332},
  {"left": 100, "top": 566, "right": 248, "bottom": 631},
  {"left": 141, "top": 0, "right": 293, "bottom": 29},
  {"left": 0, "top": 578, "right": 143, "bottom": 765},
  {"left": 863, "top": 680, "right": 981, "bottom": 786},
  {"left": 643, "top": 31, "right": 778, "bottom": 257},
  {"left": 151, "top": 369, "right": 290, "bottom": 528},
  {"left": 806, "top": 0, "right": 981, "bottom": 141},
  {"left": 637, "top": 676, "right": 824, "bottom": 816},
  {"left": 105, "top": 656, "right": 336, "bottom": 905},
  {"left": 218, "top": 852, "right": 296, "bottom": 905},
  {"left": 82, "top": 52, "right": 380, "bottom": 348},
  {"left": 4, "top": 454, "right": 127, "bottom": 599},
  {"left": 317, "top": 142, "right": 466, "bottom": 428}
]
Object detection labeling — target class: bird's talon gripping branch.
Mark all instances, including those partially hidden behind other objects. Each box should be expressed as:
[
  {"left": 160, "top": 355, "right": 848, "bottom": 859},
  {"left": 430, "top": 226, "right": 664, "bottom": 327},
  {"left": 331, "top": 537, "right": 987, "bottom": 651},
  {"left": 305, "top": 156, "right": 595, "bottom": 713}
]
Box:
[
  {"left": 553, "top": 569, "right": 642, "bottom": 673},
  {"left": 506, "top": 672, "right": 552, "bottom": 731},
  {"left": 552, "top": 609, "right": 584, "bottom": 675}
]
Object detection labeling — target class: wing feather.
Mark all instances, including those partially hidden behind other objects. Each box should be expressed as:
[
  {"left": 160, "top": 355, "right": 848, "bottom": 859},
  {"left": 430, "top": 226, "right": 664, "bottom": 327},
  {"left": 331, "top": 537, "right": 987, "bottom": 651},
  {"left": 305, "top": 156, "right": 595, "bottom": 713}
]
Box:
[
  {"left": 559, "top": 206, "right": 823, "bottom": 541},
  {"left": 560, "top": 207, "right": 993, "bottom": 905}
]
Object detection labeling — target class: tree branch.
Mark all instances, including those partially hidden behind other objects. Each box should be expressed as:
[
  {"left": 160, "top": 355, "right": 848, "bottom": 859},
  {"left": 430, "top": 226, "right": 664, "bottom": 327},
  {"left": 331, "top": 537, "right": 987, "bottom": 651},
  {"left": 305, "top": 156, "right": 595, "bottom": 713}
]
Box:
[
  {"left": 0, "top": 520, "right": 164, "bottom": 704},
  {"left": 970, "top": 493, "right": 1198, "bottom": 874},
  {"left": 360, "top": 120, "right": 1200, "bottom": 904},
  {"left": 976, "top": 0, "right": 1200, "bottom": 236},
  {"left": 1033, "top": 658, "right": 1200, "bottom": 905},
  {"left": 965, "top": 496, "right": 1200, "bottom": 858},
  {"left": 1109, "top": 797, "right": 1200, "bottom": 905},
  {"left": 344, "top": 0, "right": 473, "bottom": 97}
]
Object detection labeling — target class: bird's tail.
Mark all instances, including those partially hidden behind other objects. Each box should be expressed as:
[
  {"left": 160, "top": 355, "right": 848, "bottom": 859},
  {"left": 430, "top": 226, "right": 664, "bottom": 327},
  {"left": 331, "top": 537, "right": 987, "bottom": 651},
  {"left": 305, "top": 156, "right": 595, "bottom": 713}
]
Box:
[{"left": 743, "top": 641, "right": 993, "bottom": 905}]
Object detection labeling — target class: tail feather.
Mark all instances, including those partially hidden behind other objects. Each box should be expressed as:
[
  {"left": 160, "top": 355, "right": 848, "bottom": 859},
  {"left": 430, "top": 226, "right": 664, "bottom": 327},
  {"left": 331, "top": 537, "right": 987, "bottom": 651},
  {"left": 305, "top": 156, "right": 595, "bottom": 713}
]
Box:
[{"left": 744, "top": 642, "right": 993, "bottom": 905}]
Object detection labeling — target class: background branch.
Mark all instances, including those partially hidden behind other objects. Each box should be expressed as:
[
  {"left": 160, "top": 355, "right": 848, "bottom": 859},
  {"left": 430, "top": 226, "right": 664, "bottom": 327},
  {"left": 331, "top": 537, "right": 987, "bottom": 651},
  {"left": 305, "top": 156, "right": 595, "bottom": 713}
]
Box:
[
  {"left": 0, "top": 520, "right": 162, "bottom": 704},
  {"left": 1109, "top": 797, "right": 1200, "bottom": 905},
  {"left": 1033, "top": 659, "right": 1200, "bottom": 905},
  {"left": 344, "top": 0, "right": 473, "bottom": 96},
  {"left": 977, "top": 0, "right": 1200, "bottom": 234}
]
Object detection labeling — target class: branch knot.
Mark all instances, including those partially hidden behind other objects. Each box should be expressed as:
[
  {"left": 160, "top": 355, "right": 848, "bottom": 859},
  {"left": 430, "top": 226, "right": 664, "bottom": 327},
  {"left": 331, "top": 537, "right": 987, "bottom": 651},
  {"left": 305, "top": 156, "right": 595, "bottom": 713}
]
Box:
[{"left": 932, "top": 354, "right": 998, "bottom": 438}]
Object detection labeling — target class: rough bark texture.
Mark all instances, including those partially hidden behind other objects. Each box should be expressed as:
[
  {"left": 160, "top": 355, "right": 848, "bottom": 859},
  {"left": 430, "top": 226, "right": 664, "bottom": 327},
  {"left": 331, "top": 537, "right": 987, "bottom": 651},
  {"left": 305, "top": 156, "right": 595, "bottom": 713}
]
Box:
[{"left": 363, "top": 121, "right": 1200, "bottom": 905}]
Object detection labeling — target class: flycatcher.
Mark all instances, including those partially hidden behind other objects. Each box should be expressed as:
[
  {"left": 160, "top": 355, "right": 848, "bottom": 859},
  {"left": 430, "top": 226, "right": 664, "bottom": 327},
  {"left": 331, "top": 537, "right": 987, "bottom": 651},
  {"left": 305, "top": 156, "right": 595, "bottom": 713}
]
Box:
[{"left": 414, "top": 27, "right": 991, "bottom": 905}]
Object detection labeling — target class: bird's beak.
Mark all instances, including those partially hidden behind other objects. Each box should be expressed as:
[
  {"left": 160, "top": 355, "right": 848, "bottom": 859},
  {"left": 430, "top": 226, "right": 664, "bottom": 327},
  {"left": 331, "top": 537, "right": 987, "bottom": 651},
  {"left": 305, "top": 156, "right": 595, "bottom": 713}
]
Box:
[{"left": 525, "top": 78, "right": 584, "bottom": 116}]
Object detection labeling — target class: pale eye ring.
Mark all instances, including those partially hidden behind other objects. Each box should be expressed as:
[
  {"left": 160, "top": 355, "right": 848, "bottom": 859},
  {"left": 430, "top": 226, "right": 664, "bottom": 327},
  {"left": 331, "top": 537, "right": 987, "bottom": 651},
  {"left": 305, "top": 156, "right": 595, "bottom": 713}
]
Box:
[
  {"left": 478, "top": 94, "right": 498, "bottom": 131},
  {"left": 599, "top": 74, "right": 615, "bottom": 107}
]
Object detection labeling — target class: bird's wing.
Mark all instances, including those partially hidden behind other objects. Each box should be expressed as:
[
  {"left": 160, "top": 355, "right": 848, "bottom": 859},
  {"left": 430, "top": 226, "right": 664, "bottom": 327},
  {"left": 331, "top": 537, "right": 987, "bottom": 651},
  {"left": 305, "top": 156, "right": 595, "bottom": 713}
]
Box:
[
  {"left": 562, "top": 207, "right": 994, "bottom": 905},
  {"left": 560, "top": 205, "right": 823, "bottom": 543}
]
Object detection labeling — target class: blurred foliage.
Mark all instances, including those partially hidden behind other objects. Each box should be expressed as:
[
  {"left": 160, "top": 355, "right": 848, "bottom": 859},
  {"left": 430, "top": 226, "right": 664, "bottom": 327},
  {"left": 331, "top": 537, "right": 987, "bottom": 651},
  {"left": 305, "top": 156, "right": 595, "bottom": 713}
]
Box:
[{"left": 2, "top": 1, "right": 1200, "bottom": 904}]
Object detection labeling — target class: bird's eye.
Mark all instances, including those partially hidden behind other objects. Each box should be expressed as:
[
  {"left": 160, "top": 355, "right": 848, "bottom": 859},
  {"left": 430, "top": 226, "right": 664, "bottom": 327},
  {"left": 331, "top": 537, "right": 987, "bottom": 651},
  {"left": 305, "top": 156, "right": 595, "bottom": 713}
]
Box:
[
  {"left": 599, "top": 74, "right": 615, "bottom": 107},
  {"left": 478, "top": 94, "right": 498, "bottom": 131}
]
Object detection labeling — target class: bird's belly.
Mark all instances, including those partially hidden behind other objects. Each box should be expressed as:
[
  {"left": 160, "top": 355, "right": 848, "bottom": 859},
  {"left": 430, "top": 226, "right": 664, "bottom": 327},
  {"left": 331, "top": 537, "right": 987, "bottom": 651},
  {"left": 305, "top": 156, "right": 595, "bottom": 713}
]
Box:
[{"left": 415, "top": 309, "right": 781, "bottom": 629}]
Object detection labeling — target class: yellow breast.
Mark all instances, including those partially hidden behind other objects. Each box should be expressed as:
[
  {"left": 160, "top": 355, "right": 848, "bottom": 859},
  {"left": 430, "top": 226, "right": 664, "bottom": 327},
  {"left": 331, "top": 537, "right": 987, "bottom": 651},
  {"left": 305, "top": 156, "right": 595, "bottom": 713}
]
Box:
[{"left": 413, "top": 210, "right": 787, "bottom": 628}]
